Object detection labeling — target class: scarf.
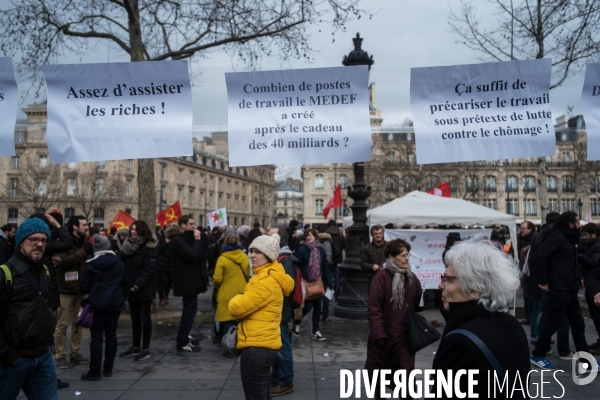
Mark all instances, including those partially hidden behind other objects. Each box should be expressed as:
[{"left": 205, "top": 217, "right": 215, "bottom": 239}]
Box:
[
  {"left": 121, "top": 236, "right": 144, "bottom": 256},
  {"left": 307, "top": 240, "right": 321, "bottom": 281},
  {"left": 222, "top": 244, "right": 242, "bottom": 253},
  {"left": 384, "top": 259, "right": 413, "bottom": 309}
]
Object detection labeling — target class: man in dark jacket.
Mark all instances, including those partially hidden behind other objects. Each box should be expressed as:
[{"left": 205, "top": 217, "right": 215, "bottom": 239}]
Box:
[
  {"left": 269, "top": 226, "right": 297, "bottom": 397},
  {"left": 0, "top": 223, "right": 15, "bottom": 264},
  {"left": 579, "top": 223, "right": 600, "bottom": 352},
  {"left": 530, "top": 211, "right": 590, "bottom": 370},
  {"left": 0, "top": 217, "right": 58, "bottom": 399},
  {"left": 285, "top": 219, "right": 300, "bottom": 252},
  {"left": 53, "top": 215, "right": 91, "bottom": 369},
  {"left": 326, "top": 219, "right": 347, "bottom": 301},
  {"left": 360, "top": 225, "right": 387, "bottom": 285},
  {"left": 169, "top": 215, "right": 206, "bottom": 353},
  {"left": 527, "top": 212, "right": 569, "bottom": 352}
]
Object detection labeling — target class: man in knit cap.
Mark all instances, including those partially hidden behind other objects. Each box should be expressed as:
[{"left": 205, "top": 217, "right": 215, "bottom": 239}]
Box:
[{"left": 0, "top": 217, "right": 58, "bottom": 399}]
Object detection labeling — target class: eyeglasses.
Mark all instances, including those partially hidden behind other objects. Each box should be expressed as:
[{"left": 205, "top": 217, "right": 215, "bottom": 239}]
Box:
[
  {"left": 440, "top": 274, "right": 457, "bottom": 285},
  {"left": 27, "top": 237, "right": 48, "bottom": 245}
]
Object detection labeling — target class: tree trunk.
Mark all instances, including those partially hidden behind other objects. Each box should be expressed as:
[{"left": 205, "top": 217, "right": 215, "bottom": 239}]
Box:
[{"left": 127, "top": 0, "right": 156, "bottom": 224}]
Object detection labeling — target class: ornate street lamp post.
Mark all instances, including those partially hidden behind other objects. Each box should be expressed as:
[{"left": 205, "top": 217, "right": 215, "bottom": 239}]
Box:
[{"left": 334, "top": 33, "right": 374, "bottom": 319}]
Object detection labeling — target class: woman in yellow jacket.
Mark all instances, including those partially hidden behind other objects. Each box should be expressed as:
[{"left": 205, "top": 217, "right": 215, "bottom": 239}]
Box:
[
  {"left": 229, "top": 233, "right": 294, "bottom": 400},
  {"left": 213, "top": 234, "right": 250, "bottom": 358}
]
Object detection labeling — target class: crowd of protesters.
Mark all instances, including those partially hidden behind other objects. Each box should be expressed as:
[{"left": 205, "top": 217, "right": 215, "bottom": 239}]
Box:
[{"left": 3, "top": 211, "right": 600, "bottom": 399}]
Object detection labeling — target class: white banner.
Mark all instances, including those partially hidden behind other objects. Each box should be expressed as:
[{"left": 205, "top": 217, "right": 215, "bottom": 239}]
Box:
[
  {"left": 384, "top": 229, "right": 492, "bottom": 289},
  {"left": 207, "top": 207, "right": 228, "bottom": 230},
  {"left": 43, "top": 61, "right": 193, "bottom": 163},
  {"left": 582, "top": 63, "right": 600, "bottom": 160},
  {"left": 225, "top": 66, "right": 371, "bottom": 167},
  {"left": 410, "top": 59, "right": 555, "bottom": 164},
  {"left": 0, "top": 57, "right": 18, "bottom": 156}
]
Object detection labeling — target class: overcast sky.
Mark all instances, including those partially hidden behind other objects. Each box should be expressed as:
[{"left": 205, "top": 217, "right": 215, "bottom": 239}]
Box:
[{"left": 2, "top": 0, "right": 587, "bottom": 177}]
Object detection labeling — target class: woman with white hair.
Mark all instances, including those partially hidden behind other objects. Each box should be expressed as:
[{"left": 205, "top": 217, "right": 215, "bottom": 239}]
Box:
[{"left": 432, "top": 241, "right": 530, "bottom": 399}]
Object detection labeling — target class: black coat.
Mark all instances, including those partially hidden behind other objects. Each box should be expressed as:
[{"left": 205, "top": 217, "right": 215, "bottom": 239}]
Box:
[
  {"left": 0, "top": 234, "right": 11, "bottom": 265},
  {"left": 81, "top": 252, "right": 127, "bottom": 312},
  {"left": 42, "top": 226, "right": 73, "bottom": 310},
  {"left": 119, "top": 241, "right": 158, "bottom": 302},
  {"left": 155, "top": 235, "right": 170, "bottom": 273},
  {"left": 432, "top": 301, "right": 530, "bottom": 399},
  {"left": 529, "top": 228, "right": 579, "bottom": 292},
  {"left": 578, "top": 237, "right": 600, "bottom": 277},
  {"left": 278, "top": 251, "right": 298, "bottom": 324},
  {"left": 169, "top": 231, "right": 208, "bottom": 297},
  {"left": 0, "top": 251, "right": 57, "bottom": 366}
]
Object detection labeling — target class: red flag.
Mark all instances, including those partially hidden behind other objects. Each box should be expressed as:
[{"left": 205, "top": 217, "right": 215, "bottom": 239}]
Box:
[
  {"left": 108, "top": 210, "right": 136, "bottom": 230},
  {"left": 323, "top": 184, "right": 343, "bottom": 220},
  {"left": 156, "top": 201, "right": 183, "bottom": 227},
  {"left": 426, "top": 181, "right": 451, "bottom": 198}
]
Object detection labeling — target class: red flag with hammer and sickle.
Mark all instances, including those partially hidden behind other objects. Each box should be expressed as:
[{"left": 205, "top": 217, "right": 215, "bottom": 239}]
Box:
[
  {"left": 108, "top": 210, "right": 136, "bottom": 230},
  {"left": 156, "top": 201, "right": 183, "bottom": 227}
]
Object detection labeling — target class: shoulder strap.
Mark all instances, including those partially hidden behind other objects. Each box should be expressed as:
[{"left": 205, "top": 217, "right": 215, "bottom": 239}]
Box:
[
  {"left": 446, "top": 329, "right": 506, "bottom": 376},
  {"left": 0, "top": 264, "right": 12, "bottom": 286}
]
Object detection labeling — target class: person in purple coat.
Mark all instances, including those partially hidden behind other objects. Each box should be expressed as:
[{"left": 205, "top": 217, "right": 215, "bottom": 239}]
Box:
[{"left": 364, "top": 238, "right": 425, "bottom": 398}]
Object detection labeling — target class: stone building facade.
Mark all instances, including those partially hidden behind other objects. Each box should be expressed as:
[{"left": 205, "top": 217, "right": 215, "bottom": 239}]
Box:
[
  {"left": 0, "top": 104, "right": 275, "bottom": 228},
  {"left": 274, "top": 178, "right": 303, "bottom": 225},
  {"left": 302, "top": 95, "right": 600, "bottom": 225}
]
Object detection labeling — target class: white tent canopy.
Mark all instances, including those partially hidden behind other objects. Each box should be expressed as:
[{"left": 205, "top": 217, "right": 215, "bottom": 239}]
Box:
[{"left": 363, "top": 191, "right": 518, "bottom": 252}]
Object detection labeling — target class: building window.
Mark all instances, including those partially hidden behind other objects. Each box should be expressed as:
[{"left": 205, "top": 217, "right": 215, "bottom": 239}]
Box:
[
  {"left": 591, "top": 177, "right": 600, "bottom": 193},
  {"left": 483, "top": 199, "right": 497, "bottom": 210},
  {"left": 505, "top": 176, "right": 518, "bottom": 192},
  {"left": 547, "top": 176, "right": 557, "bottom": 192},
  {"left": 178, "top": 169, "right": 183, "bottom": 182},
  {"left": 525, "top": 199, "right": 537, "bottom": 216},
  {"left": 387, "top": 151, "right": 396, "bottom": 163},
  {"left": 407, "top": 152, "right": 415, "bottom": 165},
  {"left": 7, "top": 208, "right": 18, "bottom": 224},
  {"left": 338, "top": 174, "right": 348, "bottom": 189},
  {"left": 189, "top": 172, "right": 194, "bottom": 185},
  {"left": 442, "top": 176, "right": 457, "bottom": 192},
  {"left": 465, "top": 176, "right": 479, "bottom": 192},
  {"left": 562, "top": 176, "right": 575, "bottom": 193},
  {"left": 562, "top": 152, "right": 571, "bottom": 164},
  {"left": 93, "top": 208, "right": 105, "bottom": 225},
  {"left": 188, "top": 190, "right": 193, "bottom": 205},
  {"left": 11, "top": 156, "right": 19, "bottom": 170},
  {"left": 15, "top": 131, "right": 26, "bottom": 143},
  {"left": 483, "top": 176, "right": 497, "bottom": 192},
  {"left": 68, "top": 162, "right": 77, "bottom": 170},
  {"left": 39, "top": 155, "right": 48, "bottom": 169},
  {"left": 315, "top": 174, "right": 324, "bottom": 190},
  {"left": 125, "top": 208, "right": 132, "bottom": 215},
  {"left": 506, "top": 199, "right": 519, "bottom": 215},
  {"left": 35, "top": 207, "right": 46, "bottom": 214},
  {"left": 65, "top": 207, "right": 75, "bottom": 218},
  {"left": 38, "top": 178, "right": 47, "bottom": 196},
  {"left": 315, "top": 199, "right": 324, "bottom": 216},
  {"left": 562, "top": 199, "right": 576, "bottom": 212},
  {"left": 178, "top": 188, "right": 182, "bottom": 202},
  {"left": 126, "top": 180, "right": 131, "bottom": 198},
  {"left": 97, "top": 161, "right": 105, "bottom": 170},
  {"left": 424, "top": 175, "right": 438, "bottom": 191},
  {"left": 10, "top": 178, "right": 18, "bottom": 197},
  {"left": 548, "top": 199, "right": 558, "bottom": 212},
  {"left": 126, "top": 159, "right": 132, "bottom": 172},
  {"left": 67, "top": 178, "right": 75, "bottom": 196},
  {"left": 522, "top": 176, "right": 536, "bottom": 193},
  {"left": 403, "top": 176, "right": 417, "bottom": 193},
  {"left": 592, "top": 199, "right": 600, "bottom": 216},
  {"left": 385, "top": 176, "right": 399, "bottom": 192},
  {"left": 95, "top": 178, "right": 105, "bottom": 196}
]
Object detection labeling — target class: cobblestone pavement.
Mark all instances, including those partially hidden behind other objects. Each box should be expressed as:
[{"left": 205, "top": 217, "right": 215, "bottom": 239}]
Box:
[{"left": 23, "top": 289, "right": 600, "bottom": 399}]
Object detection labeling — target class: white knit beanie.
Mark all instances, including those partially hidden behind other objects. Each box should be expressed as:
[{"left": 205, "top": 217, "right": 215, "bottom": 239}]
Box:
[{"left": 249, "top": 234, "right": 281, "bottom": 262}]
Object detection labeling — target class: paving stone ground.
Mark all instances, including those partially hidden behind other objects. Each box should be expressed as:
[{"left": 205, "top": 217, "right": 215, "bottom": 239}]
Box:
[{"left": 24, "top": 289, "right": 600, "bottom": 399}]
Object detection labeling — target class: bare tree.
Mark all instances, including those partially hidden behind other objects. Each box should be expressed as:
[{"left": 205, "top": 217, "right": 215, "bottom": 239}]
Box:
[
  {"left": 449, "top": 0, "right": 600, "bottom": 222},
  {"left": 247, "top": 164, "right": 276, "bottom": 226},
  {"left": 0, "top": 0, "right": 369, "bottom": 225},
  {"left": 17, "top": 157, "right": 65, "bottom": 217},
  {"left": 70, "top": 167, "right": 124, "bottom": 222}
]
